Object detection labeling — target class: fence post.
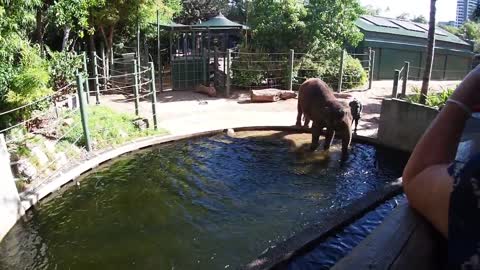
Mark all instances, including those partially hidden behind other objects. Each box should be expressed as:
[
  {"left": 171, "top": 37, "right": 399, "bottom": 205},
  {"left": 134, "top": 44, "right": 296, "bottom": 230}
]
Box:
[
  {"left": 133, "top": 59, "right": 140, "bottom": 116},
  {"left": 401, "top": 61, "right": 410, "bottom": 97},
  {"left": 101, "top": 45, "right": 108, "bottom": 94},
  {"left": 226, "top": 49, "right": 232, "bottom": 97},
  {"left": 82, "top": 52, "right": 90, "bottom": 104},
  {"left": 202, "top": 48, "right": 207, "bottom": 85},
  {"left": 76, "top": 72, "right": 92, "bottom": 152},
  {"left": 368, "top": 48, "right": 375, "bottom": 89},
  {"left": 149, "top": 62, "right": 158, "bottom": 130},
  {"left": 214, "top": 46, "right": 219, "bottom": 89},
  {"left": 288, "top": 49, "right": 294, "bottom": 90},
  {"left": 392, "top": 69, "right": 400, "bottom": 98},
  {"left": 92, "top": 52, "right": 101, "bottom": 104},
  {"left": 337, "top": 48, "right": 345, "bottom": 93}
]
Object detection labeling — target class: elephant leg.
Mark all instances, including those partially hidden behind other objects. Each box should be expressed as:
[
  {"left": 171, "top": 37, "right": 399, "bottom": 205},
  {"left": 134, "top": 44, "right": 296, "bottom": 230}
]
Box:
[
  {"left": 296, "top": 102, "right": 303, "bottom": 127},
  {"left": 303, "top": 116, "right": 311, "bottom": 128},
  {"left": 310, "top": 122, "right": 321, "bottom": 151},
  {"left": 324, "top": 128, "right": 335, "bottom": 151},
  {"left": 342, "top": 130, "right": 352, "bottom": 156},
  {"left": 354, "top": 119, "right": 359, "bottom": 133}
]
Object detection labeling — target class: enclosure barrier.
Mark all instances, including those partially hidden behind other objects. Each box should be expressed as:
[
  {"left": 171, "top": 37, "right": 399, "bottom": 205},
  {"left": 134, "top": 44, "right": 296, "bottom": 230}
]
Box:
[{"left": 392, "top": 61, "right": 410, "bottom": 98}]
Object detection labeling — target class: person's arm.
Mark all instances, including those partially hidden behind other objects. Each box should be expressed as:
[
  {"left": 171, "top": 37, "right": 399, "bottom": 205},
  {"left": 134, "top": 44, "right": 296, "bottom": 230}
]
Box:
[{"left": 403, "top": 66, "right": 480, "bottom": 237}]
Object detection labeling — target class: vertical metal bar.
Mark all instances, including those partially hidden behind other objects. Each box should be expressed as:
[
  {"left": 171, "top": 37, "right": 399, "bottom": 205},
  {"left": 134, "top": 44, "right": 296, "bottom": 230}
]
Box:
[
  {"left": 82, "top": 52, "right": 90, "bottom": 104},
  {"left": 392, "top": 70, "right": 400, "bottom": 98},
  {"left": 93, "top": 52, "right": 101, "bottom": 104},
  {"left": 76, "top": 72, "right": 91, "bottom": 152},
  {"left": 137, "top": 22, "right": 141, "bottom": 66},
  {"left": 133, "top": 59, "right": 140, "bottom": 116},
  {"left": 184, "top": 33, "right": 188, "bottom": 90},
  {"left": 288, "top": 49, "right": 294, "bottom": 90},
  {"left": 169, "top": 29, "right": 173, "bottom": 90},
  {"left": 226, "top": 49, "right": 231, "bottom": 97},
  {"left": 193, "top": 31, "right": 197, "bottom": 86},
  {"left": 157, "top": 10, "right": 163, "bottom": 92},
  {"left": 101, "top": 44, "right": 107, "bottom": 96},
  {"left": 368, "top": 48, "right": 375, "bottom": 89},
  {"left": 202, "top": 45, "right": 207, "bottom": 85},
  {"left": 443, "top": 55, "right": 448, "bottom": 80},
  {"left": 337, "top": 48, "right": 345, "bottom": 92},
  {"left": 402, "top": 61, "right": 410, "bottom": 97},
  {"left": 149, "top": 62, "right": 158, "bottom": 130}
]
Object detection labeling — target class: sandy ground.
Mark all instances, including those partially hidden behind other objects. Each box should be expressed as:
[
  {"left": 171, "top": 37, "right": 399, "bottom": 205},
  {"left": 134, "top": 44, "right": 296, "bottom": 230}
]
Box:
[{"left": 98, "top": 80, "right": 460, "bottom": 138}]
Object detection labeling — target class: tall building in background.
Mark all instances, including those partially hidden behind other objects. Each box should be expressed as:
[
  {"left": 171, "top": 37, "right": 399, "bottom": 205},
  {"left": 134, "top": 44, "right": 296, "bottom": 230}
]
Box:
[{"left": 457, "top": 0, "right": 480, "bottom": 26}]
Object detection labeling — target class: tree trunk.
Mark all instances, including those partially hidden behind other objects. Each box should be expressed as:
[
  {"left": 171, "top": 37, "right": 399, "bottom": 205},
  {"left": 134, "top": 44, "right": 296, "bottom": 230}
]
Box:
[
  {"left": 61, "top": 26, "right": 71, "bottom": 51},
  {"left": 34, "top": 8, "right": 45, "bottom": 53},
  {"left": 420, "top": 0, "right": 437, "bottom": 104}
]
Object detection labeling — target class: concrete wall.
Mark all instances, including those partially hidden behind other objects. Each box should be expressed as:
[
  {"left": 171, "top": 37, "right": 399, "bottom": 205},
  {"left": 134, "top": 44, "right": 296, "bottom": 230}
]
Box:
[
  {"left": 0, "top": 134, "right": 23, "bottom": 241},
  {"left": 377, "top": 99, "right": 438, "bottom": 152}
]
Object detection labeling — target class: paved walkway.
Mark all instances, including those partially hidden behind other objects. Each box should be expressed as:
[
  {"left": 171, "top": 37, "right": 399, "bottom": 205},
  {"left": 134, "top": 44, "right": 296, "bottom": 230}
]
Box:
[{"left": 99, "top": 80, "right": 461, "bottom": 138}]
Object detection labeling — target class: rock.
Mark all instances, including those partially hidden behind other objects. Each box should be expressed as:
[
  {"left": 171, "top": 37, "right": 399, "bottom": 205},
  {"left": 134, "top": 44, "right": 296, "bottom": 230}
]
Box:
[
  {"left": 17, "top": 159, "right": 37, "bottom": 180},
  {"left": 62, "top": 118, "right": 75, "bottom": 127},
  {"left": 31, "top": 147, "right": 49, "bottom": 166},
  {"left": 118, "top": 130, "right": 129, "bottom": 138},
  {"left": 43, "top": 140, "right": 56, "bottom": 154},
  {"left": 133, "top": 118, "right": 149, "bottom": 131},
  {"left": 194, "top": 84, "right": 217, "bottom": 97},
  {"left": 53, "top": 152, "right": 68, "bottom": 169}
]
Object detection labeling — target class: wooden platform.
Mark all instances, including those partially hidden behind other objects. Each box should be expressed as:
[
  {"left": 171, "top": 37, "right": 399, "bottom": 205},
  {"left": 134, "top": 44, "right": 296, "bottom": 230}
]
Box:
[{"left": 332, "top": 203, "right": 447, "bottom": 270}]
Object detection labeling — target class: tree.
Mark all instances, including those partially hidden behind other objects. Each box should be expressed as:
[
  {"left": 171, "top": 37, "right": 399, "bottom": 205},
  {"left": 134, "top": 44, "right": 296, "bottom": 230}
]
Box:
[
  {"left": 396, "top": 13, "right": 410, "bottom": 20},
  {"left": 412, "top": 15, "right": 428, "bottom": 23},
  {"left": 248, "top": 0, "right": 363, "bottom": 53},
  {"left": 175, "top": 0, "right": 229, "bottom": 25},
  {"left": 471, "top": 6, "right": 480, "bottom": 22},
  {"left": 420, "top": 0, "right": 437, "bottom": 104}
]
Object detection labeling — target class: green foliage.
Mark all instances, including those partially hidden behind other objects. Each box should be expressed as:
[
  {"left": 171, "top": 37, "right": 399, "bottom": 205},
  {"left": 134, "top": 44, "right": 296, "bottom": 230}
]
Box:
[
  {"left": 248, "top": 0, "right": 363, "bottom": 54},
  {"left": 176, "top": 0, "right": 228, "bottom": 24},
  {"left": 46, "top": 47, "right": 83, "bottom": 91},
  {"left": 50, "top": 0, "right": 101, "bottom": 38},
  {"left": 294, "top": 53, "right": 367, "bottom": 89},
  {"left": 444, "top": 21, "right": 480, "bottom": 52},
  {"left": 60, "top": 106, "right": 167, "bottom": 149},
  {"left": 412, "top": 15, "right": 427, "bottom": 23},
  {"left": 406, "top": 87, "right": 455, "bottom": 108},
  {"left": 231, "top": 49, "right": 277, "bottom": 87}
]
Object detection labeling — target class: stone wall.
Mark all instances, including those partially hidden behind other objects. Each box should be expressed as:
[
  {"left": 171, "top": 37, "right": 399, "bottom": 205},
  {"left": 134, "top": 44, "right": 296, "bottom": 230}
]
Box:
[
  {"left": 0, "top": 134, "right": 23, "bottom": 241},
  {"left": 377, "top": 99, "right": 439, "bottom": 152}
]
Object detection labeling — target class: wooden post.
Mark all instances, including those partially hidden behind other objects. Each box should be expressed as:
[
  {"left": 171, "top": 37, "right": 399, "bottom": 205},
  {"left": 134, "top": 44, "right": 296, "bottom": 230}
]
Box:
[
  {"left": 137, "top": 22, "right": 141, "bottom": 66},
  {"left": 76, "top": 72, "right": 92, "bottom": 151},
  {"left": 92, "top": 52, "right": 101, "bottom": 104},
  {"left": 202, "top": 47, "right": 207, "bottom": 85},
  {"left": 226, "top": 49, "right": 232, "bottom": 97},
  {"left": 101, "top": 44, "right": 107, "bottom": 94},
  {"left": 401, "top": 61, "right": 410, "bottom": 97},
  {"left": 133, "top": 59, "right": 140, "bottom": 116},
  {"left": 368, "top": 48, "right": 375, "bottom": 90},
  {"left": 82, "top": 52, "right": 90, "bottom": 104},
  {"left": 214, "top": 46, "right": 219, "bottom": 89},
  {"left": 288, "top": 49, "right": 294, "bottom": 90},
  {"left": 337, "top": 48, "right": 345, "bottom": 92},
  {"left": 392, "top": 69, "right": 400, "bottom": 98},
  {"left": 149, "top": 62, "right": 158, "bottom": 130}
]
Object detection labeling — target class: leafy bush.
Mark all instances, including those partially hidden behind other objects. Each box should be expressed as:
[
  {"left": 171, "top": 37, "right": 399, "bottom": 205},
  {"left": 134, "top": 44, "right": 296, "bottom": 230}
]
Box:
[
  {"left": 293, "top": 53, "right": 367, "bottom": 90},
  {"left": 0, "top": 35, "right": 52, "bottom": 129},
  {"left": 46, "top": 47, "right": 83, "bottom": 92},
  {"left": 60, "top": 106, "right": 167, "bottom": 149},
  {"left": 406, "top": 87, "right": 455, "bottom": 108}
]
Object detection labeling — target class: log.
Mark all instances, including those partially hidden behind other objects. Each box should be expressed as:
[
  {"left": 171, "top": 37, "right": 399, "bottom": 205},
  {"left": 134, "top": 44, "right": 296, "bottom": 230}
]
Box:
[
  {"left": 194, "top": 84, "right": 217, "bottom": 97},
  {"left": 251, "top": 89, "right": 281, "bottom": 102},
  {"left": 280, "top": 91, "right": 296, "bottom": 100}
]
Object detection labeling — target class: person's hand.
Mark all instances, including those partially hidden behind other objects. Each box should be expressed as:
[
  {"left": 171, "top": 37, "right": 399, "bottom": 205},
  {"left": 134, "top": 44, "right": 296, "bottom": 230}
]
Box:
[{"left": 451, "top": 65, "right": 480, "bottom": 109}]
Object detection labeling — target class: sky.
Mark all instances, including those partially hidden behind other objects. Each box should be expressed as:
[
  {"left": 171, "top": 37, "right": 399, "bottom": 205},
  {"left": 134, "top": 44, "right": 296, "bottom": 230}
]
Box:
[{"left": 359, "top": 0, "right": 457, "bottom": 22}]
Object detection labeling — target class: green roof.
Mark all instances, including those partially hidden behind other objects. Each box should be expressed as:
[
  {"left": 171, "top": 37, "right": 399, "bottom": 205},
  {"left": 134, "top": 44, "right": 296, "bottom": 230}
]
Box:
[
  {"left": 356, "top": 15, "right": 469, "bottom": 46},
  {"left": 194, "top": 13, "right": 248, "bottom": 29}
]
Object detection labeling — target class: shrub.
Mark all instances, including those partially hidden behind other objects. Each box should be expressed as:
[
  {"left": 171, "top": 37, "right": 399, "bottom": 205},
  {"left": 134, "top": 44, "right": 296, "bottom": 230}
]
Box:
[
  {"left": 293, "top": 53, "right": 367, "bottom": 90},
  {"left": 406, "top": 87, "right": 455, "bottom": 108},
  {"left": 46, "top": 47, "right": 83, "bottom": 93}
]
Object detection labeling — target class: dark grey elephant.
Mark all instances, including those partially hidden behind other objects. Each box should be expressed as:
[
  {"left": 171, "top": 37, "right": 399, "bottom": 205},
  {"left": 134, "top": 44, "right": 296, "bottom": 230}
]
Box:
[{"left": 295, "top": 78, "right": 353, "bottom": 155}]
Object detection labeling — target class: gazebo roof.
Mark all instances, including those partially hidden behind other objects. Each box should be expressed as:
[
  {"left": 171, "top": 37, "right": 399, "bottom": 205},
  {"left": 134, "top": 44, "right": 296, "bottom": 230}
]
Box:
[{"left": 194, "top": 13, "right": 248, "bottom": 30}]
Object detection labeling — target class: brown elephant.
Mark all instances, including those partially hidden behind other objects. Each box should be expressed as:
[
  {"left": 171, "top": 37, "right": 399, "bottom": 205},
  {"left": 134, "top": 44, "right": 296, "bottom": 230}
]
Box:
[{"left": 295, "top": 78, "right": 353, "bottom": 155}]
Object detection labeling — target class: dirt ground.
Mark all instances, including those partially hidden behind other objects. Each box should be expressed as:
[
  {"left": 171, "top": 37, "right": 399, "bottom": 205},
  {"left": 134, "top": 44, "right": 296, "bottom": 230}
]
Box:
[{"left": 98, "top": 80, "right": 460, "bottom": 138}]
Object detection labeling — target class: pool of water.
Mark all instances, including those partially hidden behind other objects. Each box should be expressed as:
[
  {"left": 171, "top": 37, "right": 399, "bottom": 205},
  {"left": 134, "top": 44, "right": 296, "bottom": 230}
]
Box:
[{"left": 0, "top": 131, "right": 408, "bottom": 270}]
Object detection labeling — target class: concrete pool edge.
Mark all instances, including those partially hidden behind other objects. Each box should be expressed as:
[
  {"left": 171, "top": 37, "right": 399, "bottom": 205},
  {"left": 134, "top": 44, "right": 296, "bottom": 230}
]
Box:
[{"left": 242, "top": 179, "right": 404, "bottom": 270}]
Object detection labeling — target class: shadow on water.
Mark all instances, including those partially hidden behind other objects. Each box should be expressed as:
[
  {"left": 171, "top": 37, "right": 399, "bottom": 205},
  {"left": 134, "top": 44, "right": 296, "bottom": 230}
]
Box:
[{"left": 0, "top": 131, "right": 408, "bottom": 270}]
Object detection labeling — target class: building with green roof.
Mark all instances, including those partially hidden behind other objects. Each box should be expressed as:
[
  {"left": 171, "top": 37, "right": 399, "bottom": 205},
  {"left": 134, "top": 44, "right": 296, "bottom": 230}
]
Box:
[{"left": 354, "top": 15, "right": 474, "bottom": 80}]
